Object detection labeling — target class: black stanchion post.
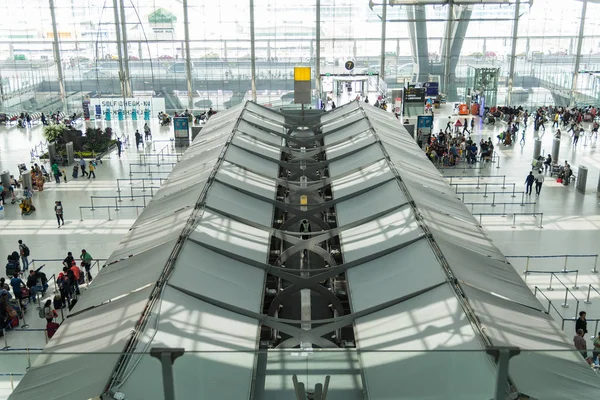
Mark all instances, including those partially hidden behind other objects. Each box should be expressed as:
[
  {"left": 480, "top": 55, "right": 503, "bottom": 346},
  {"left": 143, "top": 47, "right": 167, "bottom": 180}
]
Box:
[
  {"left": 21, "top": 310, "right": 29, "bottom": 328},
  {"left": 130, "top": 186, "right": 134, "bottom": 201},
  {"left": 115, "top": 197, "right": 119, "bottom": 211},
  {"left": 502, "top": 175, "right": 506, "bottom": 189},
  {"left": 511, "top": 184, "right": 516, "bottom": 198},
  {"left": 483, "top": 184, "right": 488, "bottom": 198},
  {"left": 521, "top": 192, "right": 525, "bottom": 206},
  {"left": 476, "top": 176, "right": 480, "bottom": 189},
  {"left": 90, "top": 197, "right": 95, "bottom": 211},
  {"left": 491, "top": 193, "right": 496, "bottom": 207},
  {"left": 79, "top": 207, "right": 84, "bottom": 221},
  {"left": 512, "top": 213, "right": 517, "bottom": 228}
]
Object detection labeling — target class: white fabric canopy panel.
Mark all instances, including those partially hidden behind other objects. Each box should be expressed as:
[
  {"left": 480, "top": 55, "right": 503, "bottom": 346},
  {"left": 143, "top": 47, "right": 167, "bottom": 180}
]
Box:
[
  {"left": 8, "top": 287, "right": 153, "bottom": 400},
  {"left": 339, "top": 208, "right": 423, "bottom": 263},
  {"left": 117, "top": 286, "right": 260, "bottom": 400},
  {"left": 189, "top": 210, "right": 271, "bottom": 264},
  {"left": 223, "top": 145, "right": 280, "bottom": 179},
  {"left": 236, "top": 119, "right": 284, "bottom": 146},
  {"left": 231, "top": 134, "right": 282, "bottom": 160},
  {"left": 327, "top": 145, "right": 385, "bottom": 178},
  {"left": 205, "top": 181, "right": 274, "bottom": 226},
  {"left": 347, "top": 239, "right": 446, "bottom": 312},
  {"left": 109, "top": 208, "right": 193, "bottom": 262},
  {"left": 74, "top": 240, "right": 175, "bottom": 312},
  {"left": 215, "top": 161, "right": 277, "bottom": 201},
  {"left": 329, "top": 159, "right": 394, "bottom": 199},
  {"left": 462, "top": 285, "right": 600, "bottom": 399},
  {"left": 334, "top": 180, "right": 409, "bottom": 227},
  {"left": 323, "top": 119, "right": 373, "bottom": 147},
  {"left": 354, "top": 284, "right": 496, "bottom": 400}
]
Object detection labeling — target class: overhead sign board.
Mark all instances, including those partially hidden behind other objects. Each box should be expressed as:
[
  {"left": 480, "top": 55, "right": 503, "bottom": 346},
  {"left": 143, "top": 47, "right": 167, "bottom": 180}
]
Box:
[
  {"left": 423, "top": 82, "right": 439, "bottom": 96},
  {"left": 345, "top": 60, "right": 355, "bottom": 71},
  {"left": 404, "top": 87, "right": 426, "bottom": 103}
]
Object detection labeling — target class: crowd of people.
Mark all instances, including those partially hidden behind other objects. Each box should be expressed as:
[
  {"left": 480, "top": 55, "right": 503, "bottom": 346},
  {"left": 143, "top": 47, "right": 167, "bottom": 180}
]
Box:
[
  {"left": 418, "top": 126, "right": 495, "bottom": 168},
  {"left": 2, "top": 241, "right": 96, "bottom": 339},
  {"left": 573, "top": 311, "right": 600, "bottom": 366}
]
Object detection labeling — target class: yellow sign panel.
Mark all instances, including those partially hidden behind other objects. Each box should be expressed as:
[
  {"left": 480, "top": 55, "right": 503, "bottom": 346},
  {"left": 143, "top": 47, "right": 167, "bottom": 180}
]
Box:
[
  {"left": 294, "top": 67, "right": 311, "bottom": 81},
  {"left": 300, "top": 195, "right": 308, "bottom": 205}
]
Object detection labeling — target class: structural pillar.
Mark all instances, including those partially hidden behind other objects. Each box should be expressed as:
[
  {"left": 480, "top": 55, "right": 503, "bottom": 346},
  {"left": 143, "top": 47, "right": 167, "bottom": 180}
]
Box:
[
  {"left": 570, "top": 0, "right": 588, "bottom": 107},
  {"left": 315, "top": 0, "right": 321, "bottom": 98},
  {"left": 249, "top": 0, "right": 257, "bottom": 102},
  {"left": 507, "top": 0, "right": 521, "bottom": 106},
  {"left": 182, "top": 0, "right": 194, "bottom": 110},
  {"left": 112, "top": 0, "right": 126, "bottom": 103},
  {"left": 118, "top": 0, "right": 132, "bottom": 97},
  {"left": 379, "top": 0, "right": 388, "bottom": 80},
  {"left": 443, "top": 3, "right": 453, "bottom": 95},
  {"left": 49, "top": 0, "right": 66, "bottom": 111}
]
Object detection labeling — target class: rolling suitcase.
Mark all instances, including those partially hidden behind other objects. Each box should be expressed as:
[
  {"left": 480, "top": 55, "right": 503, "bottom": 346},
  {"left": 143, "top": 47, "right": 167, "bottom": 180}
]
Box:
[{"left": 72, "top": 165, "right": 79, "bottom": 178}]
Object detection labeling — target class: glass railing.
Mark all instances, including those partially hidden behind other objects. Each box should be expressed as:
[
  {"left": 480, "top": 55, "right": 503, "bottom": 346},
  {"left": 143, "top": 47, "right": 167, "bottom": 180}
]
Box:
[{"left": 0, "top": 348, "right": 597, "bottom": 398}]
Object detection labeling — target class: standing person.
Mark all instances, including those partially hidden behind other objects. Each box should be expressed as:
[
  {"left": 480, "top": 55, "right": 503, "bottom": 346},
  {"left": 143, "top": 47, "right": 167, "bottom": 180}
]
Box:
[
  {"left": 134, "top": 130, "right": 142, "bottom": 149},
  {"left": 116, "top": 138, "right": 122, "bottom": 158},
  {"left": 88, "top": 161, "right": 96, "bottom": 179},
  {"left": 26, "top": 270, "right": 38, "bottom": 303},
  {"left": 525, "top": 171, "right": 535, "bottom": 195},
  {"left": 55, "top": 201, "right": 64, "bottom": 228},
  {"left": 573, "top": 127, "right": 580, "bottom": 146},
  {"left": 18, "top": 240, "right": 30, "bottom": 272},
  {"left": 552, "top": 112, "right": 559, "bottom": 128},
  {"left": 79, "top": 158, "right": 88, "bottom": 177},
  {"left": 593, "top": 332, "right": 600, "bottom": 364},
  {"left": 576, "top": 311, "right": 588, "bottom": 336},
  {"left": 62, "top": 251, "right": 75, "bottom": 268},
  {"left": 470, "top": 118, "right": 475, "bottom": 132},
  {"left": 144, "top": 123, "right": 151, "bottom": 142},
  {"left": 42, "top": 299, "right": 57, "bottom": 324},
  {"left": 462, "top": 118, "right": 469, "bottom": 135},
  {"left": 574, "top": 329, "right": 587, "bottom": 359},
  {"left": 445, "top": 117, "right": 452, "bottom": 133},
  {"left": 9, "top": 273, "right": 25, "bottom": 307},
  {"left": 80, "top": 249, "right": 93, "bottom": 282},
  {"left": 534, "top": 169, "right": 544, "bottom": 195},
  {"left": 51, "top": 162, "right": 60, "bottom": 183}
]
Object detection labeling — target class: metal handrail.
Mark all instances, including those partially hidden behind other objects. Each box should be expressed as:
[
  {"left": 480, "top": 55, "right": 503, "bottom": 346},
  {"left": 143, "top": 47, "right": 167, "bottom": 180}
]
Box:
[
  {"left": 79, "top": 205, "right": 145, "bottom": 221},
  {"left": 506, "top": 254, "right": 599, "bottom": 274},
  {"left": 550, "top": 273, "right": 580, "bottom": 316},
  {"left": 584, "top": 284, "right": 600, "bottom": 304},
  {"left": 443, "top": 174, "right": 506, "bottom": 186},
  {"left": 534, "top": 286, "right": 565, "bottom": 318},
  {"left": 472, "top": 212, "right": 544, "bottom": 228}
]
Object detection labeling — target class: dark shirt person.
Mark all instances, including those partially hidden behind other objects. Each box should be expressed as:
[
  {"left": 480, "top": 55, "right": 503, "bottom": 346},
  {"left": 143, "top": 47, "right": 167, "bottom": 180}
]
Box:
[{"left": 576, "top": 311, "right": 587, "bottom": 336}]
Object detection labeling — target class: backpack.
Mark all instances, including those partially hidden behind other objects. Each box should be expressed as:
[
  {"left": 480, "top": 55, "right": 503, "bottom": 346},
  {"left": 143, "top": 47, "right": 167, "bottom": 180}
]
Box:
[
  {"left": 38, "top": 307, "right": 46, "bottom": 319},
  {"left": 21, "top": 244, "right": 30, "bottom": 257},
  {"left": 38, "top": 272, "right": 48, "bottom": 286}
]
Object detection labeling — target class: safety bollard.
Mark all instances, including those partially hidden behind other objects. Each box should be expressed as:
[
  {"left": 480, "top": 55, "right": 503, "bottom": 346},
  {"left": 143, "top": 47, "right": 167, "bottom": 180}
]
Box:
[
  {"left": 573, "top": 270, "right": 579, "bottom": 289},
  {"left": 108, "top": 208, "right": 112, "bottom": 221},
  {"left": 90, "top": 197, "right": 95, "bottom": 211},
  {"left": 520, "top": 192, "right": 525, "bottom": 206},
  {"left": 524, "top": 256, "right": 530, "bottom": 274},
  {"left": 115, "top": 197, "right": 119, "bottom": 211},
  {"left": 491, "top": 193, "right": 496, "bottom": 207},
  {"left": 547, "top": 273, "right": 554, "bottom": 291},
  {"left": 3, "top": 328, "right": 9, "bottom": 350},
  {"left": 483, "top": 184, "right": 488, "bottom": 198},
  {"left": 511, "top": 213, "right": 516, "bottom": 228},
  {"left": 561, "top": 287, "right": 569, "bottom": 308},
  {"left": 593, "top": 255, "right": 598, "bottom": 274},
  {"left": 502, "top": 175, "right": 506, "bottom": 189},
  {"left": 79, "top": 208, "right": 83, "bottom": 221},
  {"left": 21, "top": 312, "right": 29, "bottom": 328},
  {"left": 585, "top": 284, "right": 592, "bottom": 304},
  {"left": 563, "top": 256, "right": 568, "bottom": 273}
]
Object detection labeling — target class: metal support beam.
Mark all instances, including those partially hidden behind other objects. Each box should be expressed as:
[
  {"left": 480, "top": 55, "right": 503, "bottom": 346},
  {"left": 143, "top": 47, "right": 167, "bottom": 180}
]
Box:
[
  {"left": 182, "top": 0, "right": 194, "bottom": 110},
  {"left": 150, "top": 348, "right": 185, "bottom": 400},
  {"left": 118, "top": 0, "right": 132, "bottom": 97},
  {"left": 570, "top": 0, "right": 588, "bottom": 107},
  {"left": 506, "top": 0, "right": 521, "bottom": 106},
  {"left": 49, "top": 0, "right": 66, "bottom": 111},
  {"left": 250, "top": 0, "right": 257, "bottom": 102},
  {"left": 112, "top": 0, "right": 126, "bottom": 104},
  {"left": 486, "top": 347, "right": 521, "bottom": 400},
  {"left": 379, "top": 0, "right": 388, "bottom": 79},
  {"left": 443, "top": 3, "right": 453, "bottom": 95},
  {"left": 315, "top": 0, "right": 321, "bottom": 99}
]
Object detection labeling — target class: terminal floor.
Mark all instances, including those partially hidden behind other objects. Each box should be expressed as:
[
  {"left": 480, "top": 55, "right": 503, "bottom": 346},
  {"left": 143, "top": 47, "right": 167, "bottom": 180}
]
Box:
[{"left": 0, "top": 106, "right": 599, "bottom": 395}]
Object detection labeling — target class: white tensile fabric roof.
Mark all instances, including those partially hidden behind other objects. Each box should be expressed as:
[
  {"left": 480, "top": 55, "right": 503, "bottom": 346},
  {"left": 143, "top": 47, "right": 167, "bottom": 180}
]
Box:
[{"left": 9, "top": 101, "right": 600, "bottom": 400}]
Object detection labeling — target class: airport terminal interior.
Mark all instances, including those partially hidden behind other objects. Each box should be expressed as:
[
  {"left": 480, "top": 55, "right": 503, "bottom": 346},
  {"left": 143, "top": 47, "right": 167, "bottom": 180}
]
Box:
[{"left": 1, "top": 0, "right": 600, "bottom": 399}]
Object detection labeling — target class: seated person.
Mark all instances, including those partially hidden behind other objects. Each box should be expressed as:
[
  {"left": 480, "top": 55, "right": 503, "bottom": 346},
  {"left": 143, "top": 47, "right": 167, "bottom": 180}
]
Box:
[{"left": 543, "top": 154, "right": 552, "bottom": 171}]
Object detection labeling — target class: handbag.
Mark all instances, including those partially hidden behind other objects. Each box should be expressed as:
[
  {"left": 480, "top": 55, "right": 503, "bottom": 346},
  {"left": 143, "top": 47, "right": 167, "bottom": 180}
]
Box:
[{"left": 7, "top": 307, "right": 17, "bottom": 318}]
